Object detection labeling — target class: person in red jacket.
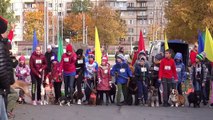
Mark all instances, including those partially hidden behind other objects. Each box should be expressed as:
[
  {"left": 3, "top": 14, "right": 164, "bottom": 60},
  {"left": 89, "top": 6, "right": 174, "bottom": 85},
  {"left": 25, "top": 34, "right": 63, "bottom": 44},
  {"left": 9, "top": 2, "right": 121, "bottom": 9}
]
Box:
[
  {"left": 60, "top": 44, "right": 77, "bottom": 103},
  {"left": 29, "top": 46, "right": 47, "bottom": 105},
  {"left": 159, "top": 49, "right": 178, "bottom": 107},
  {"left": 50, "top": 55, "right": 62, "bottom": 104},
  {"left": 189, "top": 43, "right": 198, "bottom": 66},
  {"left": 97, "top": 56, "right": 111, "bottom": 105}
]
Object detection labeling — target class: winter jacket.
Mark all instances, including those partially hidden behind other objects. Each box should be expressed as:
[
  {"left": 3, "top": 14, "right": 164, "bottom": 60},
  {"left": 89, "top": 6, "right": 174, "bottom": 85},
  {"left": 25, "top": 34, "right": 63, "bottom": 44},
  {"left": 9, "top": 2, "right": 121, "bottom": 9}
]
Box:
[
  {"left": 75, "top": 56, "right": 85, "bottom": 76},
  {"left": 189, "top": 50, "right": 198, "bottom": 65},
  {"left": 135, "top": 63, "right": 150, "bottom": 84},
  {"left": 50, "top": 62, "right": 62, "bottom": 82},
  {"left": 97, "top": 65, "right": 111, "bottom": 91},
  {"left": 45, "top": 51, "right": 56, "bottom": 73},
  {"left": 159, "top": 58, "right": 178, "bottom": 80},
  {"left": 60, "top": 52, "right": 77, "bottom": 74},
  {"left": 29, "top": 52, "right": 47, "bottom": 77},
  {"left": 190, "top": 63, "right": 207, "bottom": 83},
  {"left": 150, "top": 63, "right": 160, "bottom": 80},
  {"left": 15, "top": 64, "right": 30, "bottom": 82},
  {"left": 0, "top": 39, "right": 15, "bottom": 90},
  {"left": 174, "top": 53, "right": 186, "bottom": 83},
  {"left": 84, "top": 61, "right": 98, "bottom": 79},
  {"left": 111, "top": 62, "right": 132, "bottom": 84}
]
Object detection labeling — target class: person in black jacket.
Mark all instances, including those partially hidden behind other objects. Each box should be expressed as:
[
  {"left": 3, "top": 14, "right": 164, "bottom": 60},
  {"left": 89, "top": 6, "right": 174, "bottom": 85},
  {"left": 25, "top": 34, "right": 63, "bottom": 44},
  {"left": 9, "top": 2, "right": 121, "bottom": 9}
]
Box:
[
  {"left": 0, "top": 16, "right": 16, "bottom": 120},
  {"left": 75, "top": 49, "right": 85, "bottom": 105},
  {"left": 45, "top": 45, "right": 56, "bottom": 79}
]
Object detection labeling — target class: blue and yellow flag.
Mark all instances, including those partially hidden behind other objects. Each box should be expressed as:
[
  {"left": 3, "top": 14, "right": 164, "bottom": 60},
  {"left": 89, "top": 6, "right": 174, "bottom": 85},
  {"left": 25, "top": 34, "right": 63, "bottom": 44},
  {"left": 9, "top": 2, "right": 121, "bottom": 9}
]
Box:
[{"left": 204, "top": 28, "right": 213, "bottom": 62}]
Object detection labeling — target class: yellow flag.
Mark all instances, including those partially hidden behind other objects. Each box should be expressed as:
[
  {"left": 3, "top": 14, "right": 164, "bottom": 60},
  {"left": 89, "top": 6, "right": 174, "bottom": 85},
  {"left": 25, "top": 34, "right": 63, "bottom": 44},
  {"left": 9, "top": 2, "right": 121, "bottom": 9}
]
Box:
[
  {"left": 204, "top": 27, "right": 213, "bottom": 62},
  {"left": 164, "top": 33, "right": 169, "bottom": 50},
  {"left": 95, "top": 27, "right": 102, "bottom": 65}
]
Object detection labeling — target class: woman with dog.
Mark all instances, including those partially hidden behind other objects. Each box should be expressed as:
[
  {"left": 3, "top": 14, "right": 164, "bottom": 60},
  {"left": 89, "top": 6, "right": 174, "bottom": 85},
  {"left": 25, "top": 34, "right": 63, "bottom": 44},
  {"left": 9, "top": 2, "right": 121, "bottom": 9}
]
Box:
[
  {"left": 60, "top": 44, "right": 77, "bottom": 104},
  {"left": 111, "top": 54, "right": 132, "bottom": 106},
  {"left": 135, "top": 57, "right": 150, "bottom": 105},
  {"left": 29, "top": 46, "right": 47, "bottom": 106},
  {"left": 15, "top": 55, "right": 30, "bottom": 104},
  {"left": 97, "top": 56, "right": 111, "bottom": 105},
  {"left": 84, "top": 53, "right": 98, "bottom": 104},
  {"left": 75, "top": 49, "right": 85, "bottom": 105}
]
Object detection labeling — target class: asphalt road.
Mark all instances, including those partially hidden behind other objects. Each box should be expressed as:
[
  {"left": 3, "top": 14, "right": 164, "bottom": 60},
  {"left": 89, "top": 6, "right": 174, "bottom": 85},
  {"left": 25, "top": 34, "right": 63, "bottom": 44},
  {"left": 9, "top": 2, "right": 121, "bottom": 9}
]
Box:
[{"left": 13, "top": 103, "right": 213, "bottom": 120}]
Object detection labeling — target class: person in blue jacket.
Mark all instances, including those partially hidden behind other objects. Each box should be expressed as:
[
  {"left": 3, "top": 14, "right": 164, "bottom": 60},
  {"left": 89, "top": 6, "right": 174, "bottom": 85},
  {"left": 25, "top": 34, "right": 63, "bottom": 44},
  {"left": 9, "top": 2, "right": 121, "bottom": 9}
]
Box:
[
  {"left": 174, "top": 52, "right": 186, "bottom": 95},
  {"left": 111, "top": 54, "right": 132, "bottom": 106}
]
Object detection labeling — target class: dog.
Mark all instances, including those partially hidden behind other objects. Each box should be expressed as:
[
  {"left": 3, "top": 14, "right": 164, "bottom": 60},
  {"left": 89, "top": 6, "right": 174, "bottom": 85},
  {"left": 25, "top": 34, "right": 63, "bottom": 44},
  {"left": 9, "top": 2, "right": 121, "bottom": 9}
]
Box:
[
  {"left": 169, "top": 89, "right": 185, "bottom": 107},
  {"left": 89, "top": 92, "right": 97, "bottom": 105},
  {"left": 109, "top": 83, "right": 116, "bottom": 104},
  {"left": 148, "top": 86, "right": 159, "bottom": 107},
  {"left": 58, "top": 96, "right": 73, "bottom": 106},
  {"left": 11, "top": 80, "right": 31, "bottom": 98},
  {"left": 127, "top": 77, "right": 138, "bottom": 105},
  {"left": 188, "top": 91, "right": 202, "bottom": 108},
  {"left": 73, "top": 90, "right": 84, "bottom": 104}
]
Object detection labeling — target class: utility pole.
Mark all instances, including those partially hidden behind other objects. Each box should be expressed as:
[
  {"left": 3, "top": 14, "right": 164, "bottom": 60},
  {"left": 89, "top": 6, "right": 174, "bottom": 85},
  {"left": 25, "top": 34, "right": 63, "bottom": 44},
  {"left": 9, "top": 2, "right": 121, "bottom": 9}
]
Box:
[
  {"left": 86, "top": 26, "right": 88, "bottom": 45},
  {"left": 44, "top": 0, "right": 47, "bottom": 52}
]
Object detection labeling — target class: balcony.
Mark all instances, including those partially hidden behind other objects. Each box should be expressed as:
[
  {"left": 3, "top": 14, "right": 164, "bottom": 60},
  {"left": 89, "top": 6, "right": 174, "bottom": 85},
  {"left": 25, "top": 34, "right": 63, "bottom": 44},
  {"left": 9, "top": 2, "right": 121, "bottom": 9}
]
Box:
[
  {"left": 136, "top": 0, "right": 147, "bottom": 2},
  {"left": 136, "top": 15, "right": 148, "bottom": 20},
  {"left": 127, "top": 6, "right": 147, "bottom": 11}
]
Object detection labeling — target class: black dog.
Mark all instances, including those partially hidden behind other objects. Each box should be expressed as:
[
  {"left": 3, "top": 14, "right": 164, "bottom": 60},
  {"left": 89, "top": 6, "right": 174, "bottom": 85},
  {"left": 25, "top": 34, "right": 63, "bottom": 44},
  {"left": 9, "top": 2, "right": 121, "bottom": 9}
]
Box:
[
  {"left": 127, "top": 77, "right": 139, "bottom": 105},
  {"left": 109, "top": 83, "right": 116, "bottom": 103},
  {"left": 188, "top": 91, "right": 202, "bottom": 108}
]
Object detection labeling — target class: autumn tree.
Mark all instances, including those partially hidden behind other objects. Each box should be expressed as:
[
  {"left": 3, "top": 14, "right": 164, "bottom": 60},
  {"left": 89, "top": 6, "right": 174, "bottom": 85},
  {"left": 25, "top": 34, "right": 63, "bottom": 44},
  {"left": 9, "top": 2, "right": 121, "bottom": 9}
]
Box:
[
  {"left": 24, "top": 4, "right": 44, "bottom": 41},
  {"left": 0, "top": 0, "right": 15, "bottom": 27},
  {"left": 165, "top": 0, "right": 213, "bottom": 43}
]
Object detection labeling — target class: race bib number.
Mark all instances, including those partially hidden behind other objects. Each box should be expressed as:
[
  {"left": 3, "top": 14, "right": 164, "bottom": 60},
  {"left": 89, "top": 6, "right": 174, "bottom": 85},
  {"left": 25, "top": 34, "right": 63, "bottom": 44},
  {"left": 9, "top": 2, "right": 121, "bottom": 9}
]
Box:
[
  {"left": 120, "top": 68, "right": 125, "bottom": 73},
  {"left": 77, "top": 60, "right": 83, "bottom": 64},
  {"left": 104, "top": 70, "right": 108, "bottom": 74},
  {"left": 141, "top": 67, "right": 147, "bottom": 72},
  {"left": 64, "top": 58, "right": 69, "bottom": 62},
  {"left": 176, "top": 68, "right": 181, "bottom": 72},
  {"left": 51, "top": 56, "right": 55, "bottom": 60},
  {"left": 154, "top": 66, "right": 159, "bottom": 71},
  {"left": 164, "top": 66, "right": 171, "bottom": 70},
  {"left": 20, "top": 69, "right": 27, "bottom": 74},
  {"left": 196, "top": 68, "right": 201, "bottom": 72},
  {"left": 35, "top": 59, "right": 42, "bottom": 64}
]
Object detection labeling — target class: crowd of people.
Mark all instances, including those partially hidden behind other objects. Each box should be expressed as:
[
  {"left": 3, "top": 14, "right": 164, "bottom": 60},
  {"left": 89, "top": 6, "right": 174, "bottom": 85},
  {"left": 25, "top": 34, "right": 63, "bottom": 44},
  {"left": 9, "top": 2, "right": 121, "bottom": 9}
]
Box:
[{"left": 1, "top": 16, "right": 213, "bottom": 120}]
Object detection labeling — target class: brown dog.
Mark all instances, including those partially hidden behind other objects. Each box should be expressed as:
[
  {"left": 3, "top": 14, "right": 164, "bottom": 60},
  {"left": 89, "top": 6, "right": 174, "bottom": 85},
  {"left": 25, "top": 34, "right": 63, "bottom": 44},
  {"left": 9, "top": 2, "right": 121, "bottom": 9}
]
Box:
[
  {"left": 11, "top": 80, "right": 31, "bottom": 98},
  {"left": 169, "top": 89, "right": 185, "bottom": 107}
]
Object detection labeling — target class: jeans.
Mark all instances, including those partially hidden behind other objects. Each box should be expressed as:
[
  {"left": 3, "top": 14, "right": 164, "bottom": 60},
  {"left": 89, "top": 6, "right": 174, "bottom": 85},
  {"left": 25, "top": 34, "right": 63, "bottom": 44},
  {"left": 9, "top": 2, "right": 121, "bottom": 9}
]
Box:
[
  {"left": 31, "top": 74, "right": 42, "bottom": 101},
  {"left": 75, "top": 74, "right": 83, "bottom": 100},
  {"left": 137, "top": 81, "right": 148, "bottom": 102},
  {"left": 117, "top": 84, "right": 127, "bottom": 104},
  {"left": 64, "top": 75, "right": 75, "bottom": 99},
  {"left": 0, "top": 95, "right": 8, "bottom": 120},
  {"left": 162, "top": 78, "right": 172, "bottom": 104}
]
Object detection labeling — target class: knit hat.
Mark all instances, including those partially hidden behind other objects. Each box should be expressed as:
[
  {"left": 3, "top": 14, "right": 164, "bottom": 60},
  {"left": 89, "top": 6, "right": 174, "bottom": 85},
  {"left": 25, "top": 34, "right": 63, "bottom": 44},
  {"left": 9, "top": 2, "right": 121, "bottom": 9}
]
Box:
[
  {"left": 76, "top": 49, "right": 83, "bottom": 56},
  {"left": 196, "top": 52, "right": 206, "bottom": 61},
  {"left": 117, "top": 54, "right": 125, "bottom": 61},
  {"left": 47, "top": 45, "right": 52, "bottom": 50},
  {"left": 139, "top": 57, "right": 145, "bottom": 62},
  {"left": 66, "top": 44, "right": 73, "bottom": 52},
  {"left": 51, "top": 54, "right": 58, "bottom": 62},
  {"left": 155, "top": 53, "right": 163, "bottom": 60},
  {"left": 102, "top": 56, "right": 108, "bottom": 63},
  {"left": 88, "top": 52, "right": 95, "bottom": 59},
  {"left": 19, "top": 55, "right": 26, "bottom": 62},
  {"left": 0, "top": 16, "right": 8, "bottom": 34}
]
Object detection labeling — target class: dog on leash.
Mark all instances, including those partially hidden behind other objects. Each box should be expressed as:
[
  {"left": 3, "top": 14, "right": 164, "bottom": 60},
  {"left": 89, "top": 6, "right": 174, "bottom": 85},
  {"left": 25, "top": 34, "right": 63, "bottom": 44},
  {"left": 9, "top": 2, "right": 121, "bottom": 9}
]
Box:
[
  {"left": 11, "top": 80, "right": 31, "bottom": 98},
  {"left": 169, "top": 89, "right": 185, "bottom": 107},
  {"left": 188, "top": 91, "right": 202, "bottom": 108},
  {"left": 109, "top": 83, "right": 116, "bottom": 104},
  {"left": 148, "top": 86, "right": 159, "bottom": 107},
  {"left": 127, "top": 77, "right": 138, "bottom": 105}
]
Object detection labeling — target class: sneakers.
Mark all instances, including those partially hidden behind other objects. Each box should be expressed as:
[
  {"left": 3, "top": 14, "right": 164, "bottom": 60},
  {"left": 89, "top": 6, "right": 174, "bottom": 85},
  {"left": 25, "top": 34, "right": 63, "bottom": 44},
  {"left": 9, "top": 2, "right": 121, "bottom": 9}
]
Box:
[
  {"left": 32, "top": 101, "right": 37, "bottom": 106},
  {"left": 77, "top": 99, "right": 82, "bottom": 105}
]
